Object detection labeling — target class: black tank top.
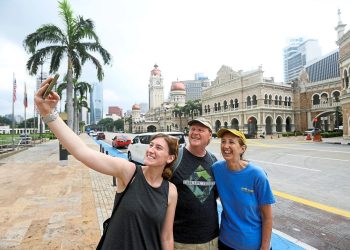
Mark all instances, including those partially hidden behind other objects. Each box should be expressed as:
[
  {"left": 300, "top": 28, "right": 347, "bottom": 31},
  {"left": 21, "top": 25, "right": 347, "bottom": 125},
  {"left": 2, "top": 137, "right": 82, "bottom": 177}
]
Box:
[{"left": 101, "top": 165, "right": 169, "bottom": 250}]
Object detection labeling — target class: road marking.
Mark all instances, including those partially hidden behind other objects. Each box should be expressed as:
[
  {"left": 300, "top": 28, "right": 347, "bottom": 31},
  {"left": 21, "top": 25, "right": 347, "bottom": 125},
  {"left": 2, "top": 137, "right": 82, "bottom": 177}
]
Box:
[
  {"left": 252, "top": 159, "right": 321, "bottom": 172},
  {"left": 282, "top": 153, "right": 349, "bottom": 162},
  {"left": 274, "top": 190, "right": 350, "bottom": 219},
  {"left": 272, "top": 229, "right": 318, "bottom": 250}
]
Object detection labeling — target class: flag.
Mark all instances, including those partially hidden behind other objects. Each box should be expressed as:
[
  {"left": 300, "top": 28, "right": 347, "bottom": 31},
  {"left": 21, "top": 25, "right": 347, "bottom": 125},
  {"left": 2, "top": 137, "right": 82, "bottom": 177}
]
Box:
[
  {"left": 24, "top": 82, "right": 28, "bottom": 108},
  {"left": 13, "top": 74, "right": 17, "bottom": 102}
]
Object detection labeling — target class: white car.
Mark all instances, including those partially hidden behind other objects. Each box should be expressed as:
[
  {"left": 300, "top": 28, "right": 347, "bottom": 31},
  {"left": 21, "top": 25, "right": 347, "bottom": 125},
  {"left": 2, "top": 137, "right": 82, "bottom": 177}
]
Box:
[
  {"left": 89, "top": 131, "right": 97, "bottom": 137},
  {"left": 127, "top": 132, "right": 186, "bottom": 164}
]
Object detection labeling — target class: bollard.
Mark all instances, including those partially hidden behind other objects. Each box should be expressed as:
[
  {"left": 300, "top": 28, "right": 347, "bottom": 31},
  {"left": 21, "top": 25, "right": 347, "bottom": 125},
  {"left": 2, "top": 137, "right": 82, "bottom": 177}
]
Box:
[
  {"left": 99, "top": 144, "right": 102, "bottom": 152},
  {"left": 105, "top": 150, "right": 117, "bottom": 186}
]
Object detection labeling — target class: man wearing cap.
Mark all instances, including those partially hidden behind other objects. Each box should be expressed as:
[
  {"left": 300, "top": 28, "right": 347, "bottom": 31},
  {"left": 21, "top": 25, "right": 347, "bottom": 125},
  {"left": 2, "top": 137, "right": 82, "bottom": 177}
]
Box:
[
  {"left": 212, "top": 128, "right": 275, "bottom": 250},
  {"left": 170, "top": 118, "right": 219, "bottom": 249}
]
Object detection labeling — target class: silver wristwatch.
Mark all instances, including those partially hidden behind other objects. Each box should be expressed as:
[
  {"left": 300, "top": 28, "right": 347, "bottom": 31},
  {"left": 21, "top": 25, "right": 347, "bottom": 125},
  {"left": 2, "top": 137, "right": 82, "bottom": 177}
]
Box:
[{"left": 42, "top": 111, "right": 59, "bottom": 124}]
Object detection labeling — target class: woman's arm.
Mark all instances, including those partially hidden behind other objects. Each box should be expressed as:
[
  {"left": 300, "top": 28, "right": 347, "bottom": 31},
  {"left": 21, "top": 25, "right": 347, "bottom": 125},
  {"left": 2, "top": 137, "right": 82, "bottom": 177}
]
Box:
[
  {"left": 161, "top": 183, "right": 177, "bottom": 250},
  {"left": 35, "top": 77, "right": 135, "bottom": 187},
  {"left": 260, "top": 204, "right": 273, "bottom": 250}
]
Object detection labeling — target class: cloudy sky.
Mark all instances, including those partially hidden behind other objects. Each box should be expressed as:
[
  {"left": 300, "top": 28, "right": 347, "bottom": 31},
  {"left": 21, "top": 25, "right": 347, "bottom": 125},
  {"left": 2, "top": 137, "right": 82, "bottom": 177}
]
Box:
[{"left": 1, "top": 0, "right": 350, "bottom": 119}]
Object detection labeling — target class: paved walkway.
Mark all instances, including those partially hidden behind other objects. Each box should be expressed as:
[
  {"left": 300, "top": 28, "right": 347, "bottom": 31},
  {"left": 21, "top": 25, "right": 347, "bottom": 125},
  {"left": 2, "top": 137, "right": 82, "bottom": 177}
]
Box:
[{"left": 0, "top": 134, "right": 113, "bottom": 249}]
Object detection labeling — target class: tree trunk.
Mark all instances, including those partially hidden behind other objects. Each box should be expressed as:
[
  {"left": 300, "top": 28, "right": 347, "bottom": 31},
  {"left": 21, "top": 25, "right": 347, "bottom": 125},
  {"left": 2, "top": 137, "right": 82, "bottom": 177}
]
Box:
[{"left": 66, "top": 58, "right": 74, "bottom": 129}]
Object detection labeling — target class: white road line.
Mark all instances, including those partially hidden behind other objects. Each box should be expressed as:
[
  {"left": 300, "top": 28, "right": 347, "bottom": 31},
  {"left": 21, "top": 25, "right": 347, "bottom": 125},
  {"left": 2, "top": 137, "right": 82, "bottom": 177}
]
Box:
[
  {"left": 282, "top": 153, "right": 349, "bottom": 162},
  {"left": 251, "top": 159, "right": 321, "bottom": 172},
  {"left": 251, "top": 144, "right": 350, "bottom": 154},
  {"left": 273, "top": 229, "right": 318, "bottom": 250}
]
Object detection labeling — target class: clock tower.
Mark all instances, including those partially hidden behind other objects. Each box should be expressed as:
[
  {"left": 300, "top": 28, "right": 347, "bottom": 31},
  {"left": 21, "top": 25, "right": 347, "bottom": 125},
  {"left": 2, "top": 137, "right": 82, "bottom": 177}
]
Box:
[{"left": 149, "top": 64, "right": 164, "bottom": 111}]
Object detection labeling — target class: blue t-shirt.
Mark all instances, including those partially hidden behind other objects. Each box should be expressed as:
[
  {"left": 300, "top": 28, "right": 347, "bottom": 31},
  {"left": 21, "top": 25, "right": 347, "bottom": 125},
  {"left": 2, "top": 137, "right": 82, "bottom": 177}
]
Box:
[{"left": 212, "top": 161, "right": 276, "bottom": 250}]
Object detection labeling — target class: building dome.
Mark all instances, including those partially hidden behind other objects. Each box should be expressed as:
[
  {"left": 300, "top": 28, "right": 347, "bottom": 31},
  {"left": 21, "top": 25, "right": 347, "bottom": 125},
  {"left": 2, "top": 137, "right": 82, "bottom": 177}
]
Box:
[
  {"left": 151, "top": 64, "right": 161, "bottom": 76},
  {"left": 132, "top": 104, "right": 140, "bottom": 110},
  {"left": 171, "top": 82, "right": 185, "bottom": 91}
]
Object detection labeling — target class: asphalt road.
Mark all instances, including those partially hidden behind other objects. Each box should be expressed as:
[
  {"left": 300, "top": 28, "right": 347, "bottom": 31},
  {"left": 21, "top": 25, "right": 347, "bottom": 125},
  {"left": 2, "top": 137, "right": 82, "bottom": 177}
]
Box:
[
  {"left": 103, "top": 132, "right": 350, "bottom": 249},
  {"left": 208, "top": 137, "right": 350, "bottom": 249}
]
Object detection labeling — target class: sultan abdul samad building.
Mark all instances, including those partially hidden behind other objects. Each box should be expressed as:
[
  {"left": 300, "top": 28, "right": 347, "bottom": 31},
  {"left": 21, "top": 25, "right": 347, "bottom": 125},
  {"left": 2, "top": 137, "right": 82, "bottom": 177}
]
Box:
[{"left": 125, "top": 11, "right": 350, "bottom": 140}]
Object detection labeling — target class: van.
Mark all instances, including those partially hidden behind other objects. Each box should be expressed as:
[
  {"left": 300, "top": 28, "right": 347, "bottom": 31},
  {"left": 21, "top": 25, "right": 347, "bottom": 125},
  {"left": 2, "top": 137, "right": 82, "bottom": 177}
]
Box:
[{"left": 127, "top": 132, "right": 186, "bottom": 164}]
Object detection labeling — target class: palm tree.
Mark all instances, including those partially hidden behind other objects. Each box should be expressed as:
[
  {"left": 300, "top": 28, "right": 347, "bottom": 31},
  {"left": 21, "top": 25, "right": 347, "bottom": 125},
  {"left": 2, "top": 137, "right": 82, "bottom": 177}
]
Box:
[
  {"left": 173, "top": 104, "right": 185, "bottom": 131},
  {"left": 184, "top": 99, "right": 202, "bottom": 120},
  {"left": 56, "top": 77, "right": 91, "bottom": 132},
  {"left": 23, "top": 0, "right": 111, "bottom": 129}
]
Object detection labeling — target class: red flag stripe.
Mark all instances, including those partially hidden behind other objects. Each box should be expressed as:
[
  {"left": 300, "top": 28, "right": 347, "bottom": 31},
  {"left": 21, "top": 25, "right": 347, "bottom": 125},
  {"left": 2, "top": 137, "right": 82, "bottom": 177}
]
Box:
[{"left": 24, "top": 82, "right": 28, "bottom": 108}]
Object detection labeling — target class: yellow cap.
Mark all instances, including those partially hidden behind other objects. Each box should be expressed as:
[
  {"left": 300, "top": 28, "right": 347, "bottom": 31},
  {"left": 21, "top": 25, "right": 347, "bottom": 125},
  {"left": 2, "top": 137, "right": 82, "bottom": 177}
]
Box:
[{"left": 217, "top": 128, "right": 247, "bottom": 145}]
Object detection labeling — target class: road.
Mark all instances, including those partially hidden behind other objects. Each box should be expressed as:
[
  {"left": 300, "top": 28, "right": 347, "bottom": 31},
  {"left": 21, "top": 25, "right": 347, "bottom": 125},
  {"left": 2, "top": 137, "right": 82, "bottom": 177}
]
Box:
[{"left": 103, "top": 132, "right": 350, "bottom": 249}]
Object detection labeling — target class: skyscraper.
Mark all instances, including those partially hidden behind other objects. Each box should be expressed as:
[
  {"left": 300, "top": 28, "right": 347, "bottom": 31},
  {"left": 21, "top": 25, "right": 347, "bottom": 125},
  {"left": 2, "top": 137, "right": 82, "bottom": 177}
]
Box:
[
  {"left": 90, "top": 82, "right": 103, "bottom": 124},
  {"left": 283, "top": 37, "right": 322, "bottom": 83}
]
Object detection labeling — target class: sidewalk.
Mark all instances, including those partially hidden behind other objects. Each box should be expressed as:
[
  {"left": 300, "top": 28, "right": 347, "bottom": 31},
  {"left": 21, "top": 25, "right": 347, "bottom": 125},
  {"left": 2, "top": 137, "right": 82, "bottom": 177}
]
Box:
[{"left": 0, "top": 134, "right": 113, "bottom": 249}]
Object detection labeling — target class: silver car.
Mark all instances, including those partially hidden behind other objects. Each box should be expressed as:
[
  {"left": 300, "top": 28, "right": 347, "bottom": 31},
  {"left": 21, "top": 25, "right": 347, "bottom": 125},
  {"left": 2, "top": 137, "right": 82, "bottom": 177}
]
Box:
[{"left": 127, "top": 132, "right": 186, "bottom": 164}]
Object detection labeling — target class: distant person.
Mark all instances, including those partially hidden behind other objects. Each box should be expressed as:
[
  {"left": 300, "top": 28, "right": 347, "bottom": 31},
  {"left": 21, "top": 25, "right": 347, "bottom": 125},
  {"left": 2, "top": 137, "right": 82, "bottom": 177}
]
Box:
[
  {"left": 212, "top": 128, "right": 275, "bottom": 250},
  {"left": 170, "top": 118, "right": 219, "bottom": 249},
  {"left": 35, "top": 77, "right": 178, "bottom": 250}
]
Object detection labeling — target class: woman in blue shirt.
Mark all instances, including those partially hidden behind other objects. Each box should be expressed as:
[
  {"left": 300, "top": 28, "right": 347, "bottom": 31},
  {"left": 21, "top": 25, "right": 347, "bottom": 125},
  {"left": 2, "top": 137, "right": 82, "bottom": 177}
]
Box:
[{"left": 212, "top": 128, "right": 275, "bottom": 250}]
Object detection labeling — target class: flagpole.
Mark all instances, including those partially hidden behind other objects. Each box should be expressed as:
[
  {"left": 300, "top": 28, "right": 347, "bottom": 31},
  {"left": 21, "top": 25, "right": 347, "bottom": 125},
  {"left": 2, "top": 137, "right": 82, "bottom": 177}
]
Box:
[
  {"left": 24, "top": 82, "right": 27, "bottom": 138},
  {"left": 12, "top": 73, "right": 16, "bottom": 150}
]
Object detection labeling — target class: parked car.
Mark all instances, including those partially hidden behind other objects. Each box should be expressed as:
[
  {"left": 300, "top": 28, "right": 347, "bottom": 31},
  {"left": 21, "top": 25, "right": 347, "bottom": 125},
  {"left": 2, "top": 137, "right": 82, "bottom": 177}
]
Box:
[
  {"left": 19, "top": 134, "right": 32, "bottom": 144},
  {"left": 303, "top": 128, "right": 322, "bottom": 136},
  {"left": 96, "top": 132, "right": 106, "bottom": 140},
  {"left": 89, "top": 131, "right": 97, "bottom": 137},
  {"left": 127, "top": 132, "right": 186, "bottom": 164},
  {"left": 112, "top": 135, "right": 131, "bottom": 148}
]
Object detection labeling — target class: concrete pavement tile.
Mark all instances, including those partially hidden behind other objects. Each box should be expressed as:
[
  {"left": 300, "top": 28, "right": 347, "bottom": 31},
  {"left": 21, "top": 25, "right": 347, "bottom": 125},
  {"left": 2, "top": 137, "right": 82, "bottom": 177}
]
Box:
[{"left": 0, "top": 137, "right": 101, "bottom": 249}]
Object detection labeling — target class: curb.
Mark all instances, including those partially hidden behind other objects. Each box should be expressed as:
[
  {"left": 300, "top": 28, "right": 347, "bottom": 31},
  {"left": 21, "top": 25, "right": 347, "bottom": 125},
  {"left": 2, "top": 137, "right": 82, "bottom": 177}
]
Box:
[{"left": 324, "top": 142, "right": 350, "bottom": 145}]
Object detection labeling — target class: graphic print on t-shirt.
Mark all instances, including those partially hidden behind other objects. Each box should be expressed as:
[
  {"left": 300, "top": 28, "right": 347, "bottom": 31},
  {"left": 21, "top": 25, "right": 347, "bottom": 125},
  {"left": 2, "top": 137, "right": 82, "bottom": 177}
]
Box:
[{"left": 182, "top": 165, "right": 215, "bottom": 203}]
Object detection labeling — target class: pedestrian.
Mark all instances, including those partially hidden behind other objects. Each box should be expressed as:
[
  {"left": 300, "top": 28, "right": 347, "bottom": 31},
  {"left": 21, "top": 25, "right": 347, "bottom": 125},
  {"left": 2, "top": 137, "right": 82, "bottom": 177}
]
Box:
[
  {"left": 34, "top": 77, "right": 178, "bottom": 250},
  {"left": 212, "top": 128, "right": 275, "bottom": 250},
  {"left": 170, "top": 118, "right": 219, "bottom": 249}
]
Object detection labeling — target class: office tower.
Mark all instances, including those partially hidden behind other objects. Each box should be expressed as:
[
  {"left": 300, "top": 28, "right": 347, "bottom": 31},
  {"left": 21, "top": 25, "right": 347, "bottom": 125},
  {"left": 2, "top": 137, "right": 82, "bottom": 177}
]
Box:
[
  {"left": 283, "top": 37, "right": 322, "bottom": 83},
  {"left": 90, "top": 82, "right": 103, "bottom": 124}
]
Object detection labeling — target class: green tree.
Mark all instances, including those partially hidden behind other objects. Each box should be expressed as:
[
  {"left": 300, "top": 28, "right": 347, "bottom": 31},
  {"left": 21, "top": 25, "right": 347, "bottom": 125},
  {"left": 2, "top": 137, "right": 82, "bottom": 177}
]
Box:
[
  {"left": 56, "top": 76, "right": 91, "bottom": 132},
  {"left": 183, "top": 99, "right": 202, "bottom": 120},
  {"left": 0, "top": 116, "right": 12, "bottom": 126},
  {"left": 23, "top": 0, "right": 111, "bottom": 130},
  {"left": 173, "top": 104, "right": 185, "bottom": 131},
  {"left": 97, "top": 118, "right": 114, "bottom": 131},
  {"left": 113, "top": 119, "right": 124, "bottom": 132},
  {"left": 17, "top": 117, "right": 36, "bottom": 128}
]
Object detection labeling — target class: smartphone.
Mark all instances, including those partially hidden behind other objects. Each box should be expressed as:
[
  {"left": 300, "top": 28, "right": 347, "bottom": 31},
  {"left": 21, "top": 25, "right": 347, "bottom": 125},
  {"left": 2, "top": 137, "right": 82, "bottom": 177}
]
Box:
[{"left": 43, "top": 74, "right": 59, "bottom": 99}]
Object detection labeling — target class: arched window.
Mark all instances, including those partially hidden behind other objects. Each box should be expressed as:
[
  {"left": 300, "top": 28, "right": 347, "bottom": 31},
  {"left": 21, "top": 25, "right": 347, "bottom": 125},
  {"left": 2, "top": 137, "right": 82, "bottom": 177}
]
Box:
[
  {"left": 264, "top": 94, "right": 268, "bottom": 104},
  {"left": 247, "top": 96, "right": 251, "bottom": 106},
  {"left": 230, "top": 99, "right": 234, "bottom": 108},
  {"left": 313, "top": 94, "right": 320, "bottom": 105},
  {"left": 269, "top": 95, "right": 272, "bottom": 105},
  {"left": 223, "top": 100, "right": 228, "bottom": 110},
  {"left": 234, "top": 99, "right": 239, "bottom": 108},
  {"left": 284, "top": 96, "right": 288, "bottom": 106},
  {"left": 275, "top": 95, "right": 278, "bottom": 105},
  {"left": 252, "top": 95, "right": 257, "bottom": 105},
  {"left": 279, "top": 96, "right": 282, "bottom": 105},
  {"left": 344, "top": 69, "right": 349, "bottom": 89},
  {"left": 332, "top": 91, "right": 340, "bottom": 102},
  {"left": 214, "top": 103, "right": 217, "bottom": 112}
]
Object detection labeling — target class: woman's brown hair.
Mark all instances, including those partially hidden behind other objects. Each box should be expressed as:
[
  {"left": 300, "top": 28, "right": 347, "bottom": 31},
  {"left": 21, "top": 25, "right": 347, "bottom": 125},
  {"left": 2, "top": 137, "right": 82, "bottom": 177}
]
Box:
[{"left": 150, "top": 133, "right": 179, "bottom": 180}]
